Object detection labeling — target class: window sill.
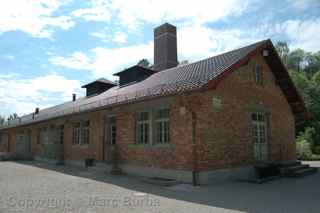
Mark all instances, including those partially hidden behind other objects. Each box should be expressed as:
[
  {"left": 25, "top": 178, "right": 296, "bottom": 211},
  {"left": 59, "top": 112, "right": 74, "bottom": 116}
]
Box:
[
  {"left": 128, "top": 143, "right": 174, "bottom": 149},
  {"left": 72, "top": 144, "right": 90, "bottom": 148}
]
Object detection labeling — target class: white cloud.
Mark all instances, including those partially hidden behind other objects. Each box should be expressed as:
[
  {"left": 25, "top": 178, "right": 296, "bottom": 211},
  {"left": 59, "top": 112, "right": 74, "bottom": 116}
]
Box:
[
  {"left": 74, "top": 0, "right": 254, "bottom": 30},
  {"left": 0, "top": 74, "right": 81, "bottom": 115},
  {"left": 71, "top": 0, "right": 111, "bottom": 22},
  {"left": 111, "top": 0, "right": 253, "bottom": 29},
  {"left": 267, "top": 18, "right": 320, "bottom": 52},
  {"left": 51, "top": 23, "right": 266, "bottom": 79},
  {"left": 0, "top": 0, "right": 74, "bottom": 38},
  {"left": 287, "top": 0, "right": 320, "bottom": 11},
  {"left": 90, "top": 30, "right": 127, "bottom": 44},
  {"left": 90, "top": 31, "right": 108, "bottom": 39},
  {"left": 50, "top": 52, "right": 92, "bottom": 70},
  {"left": 112, "top": 32, "right": 127, "bottom": 43},
  {"left": 283, "top": 19, "right": 320, "bottom": 52},
  {"left": 50, "top": 42, "right": 153, "bottom": 78},
  {"left": 178, "top": 25, "right": 263, "bottom": 60}
]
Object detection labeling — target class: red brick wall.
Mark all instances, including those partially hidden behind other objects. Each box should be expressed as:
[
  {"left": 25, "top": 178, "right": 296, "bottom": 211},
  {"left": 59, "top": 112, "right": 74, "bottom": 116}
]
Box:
[
  {"left": 0, "top": 132, "right": 9, "bottom": 152},
  {"left": 62, "top": 112, "right": 104, "bottom": 161},
  {"left": 191, "top": 53, "right": 296, "bottom": 171}
]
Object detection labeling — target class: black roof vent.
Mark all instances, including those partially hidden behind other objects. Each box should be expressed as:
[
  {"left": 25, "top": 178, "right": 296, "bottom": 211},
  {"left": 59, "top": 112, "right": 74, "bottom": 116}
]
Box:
[
  {"left": 113, "top": 65, "right": 156, "bottom": 87},
  {"left": 81, "top": 78, "right": 117, "bottom": 97}
]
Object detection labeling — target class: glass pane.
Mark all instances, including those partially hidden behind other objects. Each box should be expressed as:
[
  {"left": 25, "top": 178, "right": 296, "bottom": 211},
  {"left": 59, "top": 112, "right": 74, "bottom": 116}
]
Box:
[
  {"left": 139, "top": 112, "right": 149, "bottom": 121},
  {"left": 157, "top": 109, "right": 169, "bottom": 119},
  {"left": 252, "top": 113, "right": 257, "bottom": 121},
  {"left": 145, "top": 123, "right": 149, "bottom": 143},
  {"left": 109, "top": 116, "right": 116, "bottom": 124}
]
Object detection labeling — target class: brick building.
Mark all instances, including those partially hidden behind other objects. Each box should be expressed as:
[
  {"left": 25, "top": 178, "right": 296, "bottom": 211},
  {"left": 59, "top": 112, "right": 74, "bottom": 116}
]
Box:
[{"left": 0, "top": 23, "right": 307, "bottom": 183}]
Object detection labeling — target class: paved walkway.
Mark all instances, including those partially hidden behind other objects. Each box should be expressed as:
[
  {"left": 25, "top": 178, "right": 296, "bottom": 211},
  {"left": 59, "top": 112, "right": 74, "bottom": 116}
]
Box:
[{"left": 0, "top": 161, "right": 319, "bottom": 213}]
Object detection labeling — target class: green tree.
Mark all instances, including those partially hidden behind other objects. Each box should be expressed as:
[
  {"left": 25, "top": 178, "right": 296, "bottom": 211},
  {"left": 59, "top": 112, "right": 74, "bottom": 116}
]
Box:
[
  {"left": 287, "top": 49, "right": 306, "bottom": 72},
  {"left": 275, "top": 41, "right": 289, "bottom": 65},
  {"left": 137, "top": 59, "right": 151, "bottom": 68},
  {"left": 7, "top": 113, "right": 18, "bottom": 121},
  {"left": 305, "top": 52, "right": 320, "bottom": 76},
  {"left": 0, "top": 115, "right": 5, "bottom": 126}
]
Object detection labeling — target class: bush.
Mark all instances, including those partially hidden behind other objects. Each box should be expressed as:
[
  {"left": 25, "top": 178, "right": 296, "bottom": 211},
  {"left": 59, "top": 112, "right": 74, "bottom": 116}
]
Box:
[
  {"left": 296, "top": 140, "right": 313, "bottom": 160},
  {"left": 296, "top": 127, "right": 315, "bottom": 160},
  {"left": 313, "top": 146, "right": 320, "bottom": 155}
]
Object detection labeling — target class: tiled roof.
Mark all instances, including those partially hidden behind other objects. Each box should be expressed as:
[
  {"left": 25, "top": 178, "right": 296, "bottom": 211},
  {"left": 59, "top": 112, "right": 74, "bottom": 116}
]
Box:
[
  {"left": 2, "top": 39, "right": 296, "bottom": 128},
  {"left": 81, "top": 78, "right": 117, "bottom": 88}
]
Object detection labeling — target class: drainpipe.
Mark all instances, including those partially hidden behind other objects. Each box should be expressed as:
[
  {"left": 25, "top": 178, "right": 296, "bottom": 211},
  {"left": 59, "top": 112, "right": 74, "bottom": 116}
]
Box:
[
  {"left": 102, "top": 117, "right": 106, "bottom": 161},
  {"left": 191, "top": 111, "right": 198, "bottom": 186},
  {"left": 183, "top": 97, "right": 199, "bottom": 186}
]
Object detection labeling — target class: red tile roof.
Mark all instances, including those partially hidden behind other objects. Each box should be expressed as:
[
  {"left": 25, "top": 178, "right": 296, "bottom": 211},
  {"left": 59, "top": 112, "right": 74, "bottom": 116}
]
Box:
[{"left": 1, "top": 39, "right": 307, "bottom": 129}]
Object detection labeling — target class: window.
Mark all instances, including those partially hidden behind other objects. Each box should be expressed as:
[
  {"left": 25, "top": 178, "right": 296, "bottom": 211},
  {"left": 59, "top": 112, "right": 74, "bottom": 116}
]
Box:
[
  {"left": 72, "top": 123, "right": 80, "bottom": 145},
  {"left": 109, "top": 116, "right": 117, "bottom": 145},
  {"left": 39, "top": 127, "right": 48, "bottom": 144},
  {"left": 136, "top": 112, "right": 150, "bottom": 144},
  {"left": 251, "top": 112, "right": 267, "bottom": 144},
  {"left": 255, "top": 64, "right": 263, "bottom": 85},
  {"left": 155, "top": 109, "right": 170, "bottom": 143},
  {"left": 252, "top": 112, "right": 269, "bottom": 161},
  {"left": 73, "top": 121, "right": 90, "bottom": 145},
  {"left": 59, "top": 125, "right": 64, "bottom": 145},
  {"left": 37, "top": 129, "right": 41, "bottom": 144},
  {"left": 81, "top": 121, "right": 90, "bottom": 145}
]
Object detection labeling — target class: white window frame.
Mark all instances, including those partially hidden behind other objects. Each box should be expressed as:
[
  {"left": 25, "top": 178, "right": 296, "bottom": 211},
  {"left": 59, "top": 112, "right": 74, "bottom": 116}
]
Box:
[
  {"left": 81, "top": 120, "right": 90, "bottom": 145},
  {"left": 252, "top": 112, "right": 267, "bottom": 144},
  {"left": 155, "top": 108, "right": 170, "bottom": 144},
  {"left": 72, "top": 121, "right": 90, "bottom": 146},
  {"left": 136, "top": 111, "right": 150, "bottom": 144},
  {"left": 255, "top": 64, "right": 263, "bottom": 85},
  {"left": 72, "top": 123, "right": 81, "bottom": 145},
  {"left": 252, "top": 112, "right": 268, "bottom": 161},
  {"left": 109, "top": 116, "right": 117, "bottom": 145}
]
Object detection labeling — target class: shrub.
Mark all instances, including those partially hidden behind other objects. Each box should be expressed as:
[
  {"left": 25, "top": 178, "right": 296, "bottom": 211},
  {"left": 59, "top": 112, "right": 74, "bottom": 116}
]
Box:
[
  {"left": 313, "top": 146, "right": 320, "bottom": 155},
  {"left": 296, "top": 140, "right": 313, "bottom": 160},
  {"left": 296, "top": 127, "right": 315, "bottom": 160}
]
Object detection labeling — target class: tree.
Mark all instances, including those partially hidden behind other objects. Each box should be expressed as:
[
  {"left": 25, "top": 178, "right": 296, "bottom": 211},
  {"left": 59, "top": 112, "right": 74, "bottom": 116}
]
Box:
[
  {"left": 7, "top": 113, "right": 18, "bottom": 121},
  {"left": 179, "top": 60, "right": 189, "bottom": 66},
  {"left": 287, "top": 49, "right": 305, "bottom": 72},
  {"left": 137, "top": 59, "right": 151, "bottom": 68},
  {"left": 275, "top": 41, "right": 289, "bottom": 65},
  {"left": 304, "top": 52, "right": 320, "bottom": 76},
  {"left": 0, "top": 116, "right": 5, "bottom": 127}
]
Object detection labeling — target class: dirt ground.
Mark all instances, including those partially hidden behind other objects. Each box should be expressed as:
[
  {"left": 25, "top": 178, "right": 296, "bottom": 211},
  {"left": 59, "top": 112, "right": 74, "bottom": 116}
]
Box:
[{"left": 0, "top": 161, "right": 319, "bottom": 213}]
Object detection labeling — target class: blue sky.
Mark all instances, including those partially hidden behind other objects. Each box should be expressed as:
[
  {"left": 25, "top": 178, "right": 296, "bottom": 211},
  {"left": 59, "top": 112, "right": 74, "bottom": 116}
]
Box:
[{"left": 0, "top": 0, "right": 319, "bottom": 116}]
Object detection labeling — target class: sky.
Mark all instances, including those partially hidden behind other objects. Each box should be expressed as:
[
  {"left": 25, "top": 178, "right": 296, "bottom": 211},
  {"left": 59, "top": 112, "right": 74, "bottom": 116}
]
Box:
[{"left": 0, "top": 0, "right": 319, "bottom": 117}]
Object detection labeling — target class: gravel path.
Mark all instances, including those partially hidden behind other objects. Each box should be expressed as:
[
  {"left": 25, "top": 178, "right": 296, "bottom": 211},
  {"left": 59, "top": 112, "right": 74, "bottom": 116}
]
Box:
[{"left": 0, "top": 161, "right": 319, "bottom": 213}]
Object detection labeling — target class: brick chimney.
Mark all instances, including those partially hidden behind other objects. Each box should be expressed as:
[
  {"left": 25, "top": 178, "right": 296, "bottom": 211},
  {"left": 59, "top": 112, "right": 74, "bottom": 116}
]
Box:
[{"left": 154, "top": 23, "right": 178, "bottom": 71}]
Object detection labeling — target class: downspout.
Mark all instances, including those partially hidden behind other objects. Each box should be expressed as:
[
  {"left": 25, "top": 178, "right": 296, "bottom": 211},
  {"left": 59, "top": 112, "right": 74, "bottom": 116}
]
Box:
[
  {"left": 7, "top": 133, "right": 10, "bottom": 153},
  {"left": 102, "top": 116, "right": 106, "bottom": 161},
  {"left": 191, "top": 111, "right": 198, "bottom": 186}
]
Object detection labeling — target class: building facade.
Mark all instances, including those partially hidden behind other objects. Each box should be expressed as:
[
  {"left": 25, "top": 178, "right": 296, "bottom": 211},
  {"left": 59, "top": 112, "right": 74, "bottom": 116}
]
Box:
[{"left": 0, "top": 23, "right": 306, "bottom": 183}]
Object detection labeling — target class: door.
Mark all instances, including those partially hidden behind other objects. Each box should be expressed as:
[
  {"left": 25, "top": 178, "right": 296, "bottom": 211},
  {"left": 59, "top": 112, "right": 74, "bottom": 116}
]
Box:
[
  {"left": 252, "top": 112, "right": 268, "bottom": 161},
  {"left": 15, "top": 131, "right": 31, "bottom": 157},
  {"left": 104, "top": 116, "right": 117, "bottom": 163}
]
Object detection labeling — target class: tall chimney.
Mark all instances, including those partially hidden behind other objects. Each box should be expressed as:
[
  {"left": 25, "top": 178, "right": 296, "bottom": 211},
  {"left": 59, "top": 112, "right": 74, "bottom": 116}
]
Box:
[
  {"left": 154, "top": 23, "right": 178, "bottom": 71},
  {"left": 72, "top": 93, "right": 76, "bottom": 102}
]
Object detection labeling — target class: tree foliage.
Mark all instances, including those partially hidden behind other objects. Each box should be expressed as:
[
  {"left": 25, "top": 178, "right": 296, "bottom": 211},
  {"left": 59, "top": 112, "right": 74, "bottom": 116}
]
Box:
[
  {"left": 137, "top": 59, "right": 151, "bottom": 68},
  {"left": 0, "top": 113, "right": 19, "bottom": 127},
  {"left": 276, "top": 41, "right": 320, "bottom": 153}
]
